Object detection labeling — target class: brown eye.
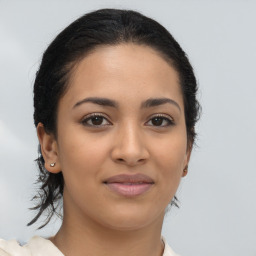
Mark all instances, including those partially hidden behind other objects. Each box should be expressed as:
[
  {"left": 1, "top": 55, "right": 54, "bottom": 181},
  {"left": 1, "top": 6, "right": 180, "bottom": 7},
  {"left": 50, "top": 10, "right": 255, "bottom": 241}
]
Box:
[
  {"left": 91, "top": 116, "right": 104, "bottom": 125},
  {"left": 82, "top": 114, "right": 111, "bottom": 127},
  {"left": 146, "top": 115, "right": 174, "bottom": 127},
  {"left": 151, "top": 117, "right": 164, "bottom": 126}
]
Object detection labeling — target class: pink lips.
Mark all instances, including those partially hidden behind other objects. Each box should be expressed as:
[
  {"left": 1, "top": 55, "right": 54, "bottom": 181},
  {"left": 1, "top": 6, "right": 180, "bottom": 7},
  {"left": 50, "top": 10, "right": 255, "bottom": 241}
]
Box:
[{"left": 104, "top": 174, "right": 154, "bottom": 197}]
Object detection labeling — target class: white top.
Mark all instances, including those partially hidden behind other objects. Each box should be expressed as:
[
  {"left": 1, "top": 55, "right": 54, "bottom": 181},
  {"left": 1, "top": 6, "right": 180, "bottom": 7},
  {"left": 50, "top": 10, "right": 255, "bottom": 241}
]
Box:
[{"left": 0, "top": 236, "right": 180, "bottom": 256}]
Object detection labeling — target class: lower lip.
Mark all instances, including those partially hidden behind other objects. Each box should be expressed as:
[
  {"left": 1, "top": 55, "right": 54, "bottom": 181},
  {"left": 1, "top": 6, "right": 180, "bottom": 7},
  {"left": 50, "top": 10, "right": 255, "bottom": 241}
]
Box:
[{"left": 105, "top": 183, "right": 153, "bottom": 197}]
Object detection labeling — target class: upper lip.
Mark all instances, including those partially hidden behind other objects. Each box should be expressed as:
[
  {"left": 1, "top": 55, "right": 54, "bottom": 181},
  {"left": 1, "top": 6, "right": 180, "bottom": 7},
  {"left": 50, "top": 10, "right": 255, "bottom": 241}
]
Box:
[{"left": 104, "top": 174, "right": 154, "bottom": 184}]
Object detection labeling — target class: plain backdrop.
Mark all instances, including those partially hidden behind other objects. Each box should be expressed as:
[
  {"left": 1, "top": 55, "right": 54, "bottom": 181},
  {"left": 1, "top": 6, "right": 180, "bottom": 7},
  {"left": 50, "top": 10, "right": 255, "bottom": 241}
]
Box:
[{"left": 0, "top": 1, "right": 256, "bottom": 255}]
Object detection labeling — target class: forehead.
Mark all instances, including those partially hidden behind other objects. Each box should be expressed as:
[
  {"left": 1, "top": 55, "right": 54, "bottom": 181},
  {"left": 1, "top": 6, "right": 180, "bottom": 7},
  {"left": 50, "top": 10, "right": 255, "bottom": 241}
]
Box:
[{"left": 63, "top": 43, "right": 183, "bottom": 108}]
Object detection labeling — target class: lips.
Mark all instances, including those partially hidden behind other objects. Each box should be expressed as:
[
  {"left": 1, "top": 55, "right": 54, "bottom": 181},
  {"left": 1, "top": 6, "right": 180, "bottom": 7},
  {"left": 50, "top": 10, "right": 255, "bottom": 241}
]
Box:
[{"left": 104, "top": 174, "right": 154, "bottom": 197}]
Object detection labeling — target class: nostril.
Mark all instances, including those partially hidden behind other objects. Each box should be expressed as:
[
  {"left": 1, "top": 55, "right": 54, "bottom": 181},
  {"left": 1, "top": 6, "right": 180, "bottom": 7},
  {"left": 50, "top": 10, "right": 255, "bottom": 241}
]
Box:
[{"left": 115, "top": 157, "right": 146, "bottom": 165}]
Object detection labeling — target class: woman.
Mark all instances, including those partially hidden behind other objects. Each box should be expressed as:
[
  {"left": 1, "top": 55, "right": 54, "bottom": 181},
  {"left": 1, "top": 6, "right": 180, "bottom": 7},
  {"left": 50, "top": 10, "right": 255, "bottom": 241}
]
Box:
[{"left": 0, "top": 8, "right": 200, "bottom": 256}]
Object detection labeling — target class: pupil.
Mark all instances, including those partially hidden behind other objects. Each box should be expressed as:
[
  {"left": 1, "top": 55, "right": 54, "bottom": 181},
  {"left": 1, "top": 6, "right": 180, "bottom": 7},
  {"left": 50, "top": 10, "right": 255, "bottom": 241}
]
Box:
[
  {"left": 152, "top": 117, "right": 163, "bottom": 126},
  {"left": 92, "top": 116, "right": 103, "bottom": 125}
]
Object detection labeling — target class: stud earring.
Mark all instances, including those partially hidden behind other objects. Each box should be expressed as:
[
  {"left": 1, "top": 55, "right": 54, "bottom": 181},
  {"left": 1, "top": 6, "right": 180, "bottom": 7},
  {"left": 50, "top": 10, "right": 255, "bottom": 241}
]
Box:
[
  {"left": 50, "top": 163, "right": 56, "bottom": 167},
  {"left": 183, "top": 165, "right": 188, "bottom": 172}
]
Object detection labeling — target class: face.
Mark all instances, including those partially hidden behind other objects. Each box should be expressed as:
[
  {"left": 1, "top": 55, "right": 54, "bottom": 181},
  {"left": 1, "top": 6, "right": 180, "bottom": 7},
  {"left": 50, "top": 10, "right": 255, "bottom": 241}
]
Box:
[{"left": 46, "top": 44, "right": 190, "bottom": 231}]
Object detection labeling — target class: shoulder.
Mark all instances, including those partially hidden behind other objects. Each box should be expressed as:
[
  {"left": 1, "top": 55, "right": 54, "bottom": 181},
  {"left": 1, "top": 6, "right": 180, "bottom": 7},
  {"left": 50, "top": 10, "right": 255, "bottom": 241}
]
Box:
[
  {"left": 0, "top": 238, "right": 29, "bottom": 256},
  {"left": 1, "top": 236, "right": 178, "bottom": 256},
  {"left": 162, "top": 237, "right": 181, "bottom": 256},
  {"left": 0, "top": 236, "right": 63, "bottom": 256}
]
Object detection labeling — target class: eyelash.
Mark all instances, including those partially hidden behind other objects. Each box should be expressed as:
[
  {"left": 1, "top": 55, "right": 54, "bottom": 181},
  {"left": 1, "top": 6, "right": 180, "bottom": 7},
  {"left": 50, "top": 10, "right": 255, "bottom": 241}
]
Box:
[
  {"left": 145, "top": 114, "right": 174, "bottom": 127},
  {"left": 81, "top": 113, "right": 174, "bottom": 128},
  {"left": 81, "top": 113, "right": 111, "bottom": 127}
]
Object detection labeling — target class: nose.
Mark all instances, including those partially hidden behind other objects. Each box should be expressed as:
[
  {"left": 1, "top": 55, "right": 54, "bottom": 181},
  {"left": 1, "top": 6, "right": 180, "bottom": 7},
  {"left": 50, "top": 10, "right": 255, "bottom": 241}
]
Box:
[{"left": 111, "top": 123, "right": 149, "bottom": 166}]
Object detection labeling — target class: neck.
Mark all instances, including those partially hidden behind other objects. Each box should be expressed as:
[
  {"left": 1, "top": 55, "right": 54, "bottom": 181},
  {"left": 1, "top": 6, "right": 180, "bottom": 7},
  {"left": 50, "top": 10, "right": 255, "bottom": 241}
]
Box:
[{"left": 52, "top": 206, "right": 165, "bottom": 256}]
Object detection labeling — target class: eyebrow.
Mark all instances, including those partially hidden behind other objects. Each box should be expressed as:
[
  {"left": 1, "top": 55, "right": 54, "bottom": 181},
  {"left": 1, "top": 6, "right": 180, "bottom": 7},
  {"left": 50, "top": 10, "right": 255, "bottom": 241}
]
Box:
[
  {"left": 73, "top": 97, "right": 180, "bottom": 111},
  {"left": 73, "top": 97, "right": 118, "bottom": 109},
  {"left": 141, "top": 98, "right": 181, "bottom": 112}
]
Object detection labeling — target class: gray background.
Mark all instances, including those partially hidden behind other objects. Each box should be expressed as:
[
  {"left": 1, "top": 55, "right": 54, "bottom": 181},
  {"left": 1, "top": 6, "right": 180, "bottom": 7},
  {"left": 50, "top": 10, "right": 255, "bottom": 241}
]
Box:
[{"left": 0, "top": 1, "right": 255, "bottom": 255}]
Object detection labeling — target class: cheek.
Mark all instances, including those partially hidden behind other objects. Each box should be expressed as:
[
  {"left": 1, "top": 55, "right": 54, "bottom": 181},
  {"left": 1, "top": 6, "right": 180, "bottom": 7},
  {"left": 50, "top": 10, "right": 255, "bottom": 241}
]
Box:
[
  {"left": 57, "top": 129, "right": 113, "bottom": 191},
  {"left": 58, "top": 126, "right": 108, "bottom": 166},
  {"left": 153, "top": 130, "right": 188, "bottom": 169},
  {"left": 57, "top": 136, "right": 104, "bottom": 208},
  {"left": 152, "top": 133, "right": 188, "bottom": 198}
]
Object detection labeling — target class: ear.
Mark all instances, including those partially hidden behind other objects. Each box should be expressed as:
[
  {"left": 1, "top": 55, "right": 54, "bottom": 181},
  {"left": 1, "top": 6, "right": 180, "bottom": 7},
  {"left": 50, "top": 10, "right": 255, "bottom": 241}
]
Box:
[
  {"left": 182, "top": 142, "right": 193, "bottom": 178},
  {"left": 37, "top": 122, "right": 61, "bottom": 173}
]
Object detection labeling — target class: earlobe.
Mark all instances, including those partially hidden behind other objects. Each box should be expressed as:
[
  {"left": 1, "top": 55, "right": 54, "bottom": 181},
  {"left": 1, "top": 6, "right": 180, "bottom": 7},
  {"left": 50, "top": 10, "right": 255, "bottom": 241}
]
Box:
[
  {"left": 37, "top": 123, "right": 61, "bottom": 174},
  {"left": 182, "top": 143, "right": 192, "bottom": 178},
  {"left": 182, "top": 165, "right": 188, "bottom": 177}
]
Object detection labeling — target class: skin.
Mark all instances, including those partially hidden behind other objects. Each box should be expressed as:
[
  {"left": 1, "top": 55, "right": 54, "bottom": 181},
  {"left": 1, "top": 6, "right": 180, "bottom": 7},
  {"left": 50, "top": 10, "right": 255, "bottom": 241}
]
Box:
[{"left": 37, "top": 43, "right": 191, "bottom": 256}]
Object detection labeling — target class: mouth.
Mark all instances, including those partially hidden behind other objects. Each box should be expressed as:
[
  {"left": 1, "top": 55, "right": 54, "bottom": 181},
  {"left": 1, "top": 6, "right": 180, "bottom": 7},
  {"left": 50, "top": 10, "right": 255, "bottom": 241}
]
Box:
[{"left": 103, "top": 174, "right": 154, "bottom": 197}]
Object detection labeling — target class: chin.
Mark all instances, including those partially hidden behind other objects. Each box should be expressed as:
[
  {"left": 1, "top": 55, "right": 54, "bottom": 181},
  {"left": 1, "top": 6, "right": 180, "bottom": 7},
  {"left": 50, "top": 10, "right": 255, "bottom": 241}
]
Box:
[{"left": 97, "top": 205, "right": 165, "bottom": 231}]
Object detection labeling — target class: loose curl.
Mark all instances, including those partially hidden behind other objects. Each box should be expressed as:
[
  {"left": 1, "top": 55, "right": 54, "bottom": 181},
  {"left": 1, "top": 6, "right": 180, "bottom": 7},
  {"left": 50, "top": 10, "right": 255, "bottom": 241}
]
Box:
[{"left": 29, "top": 8, "right": 201, "bottom": 228}]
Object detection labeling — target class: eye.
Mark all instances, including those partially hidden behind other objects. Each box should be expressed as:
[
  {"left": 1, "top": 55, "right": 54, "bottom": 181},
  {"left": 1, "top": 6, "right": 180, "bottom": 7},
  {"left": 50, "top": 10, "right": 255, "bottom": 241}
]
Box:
[
  {"left": 146, "top": 115, "right": 174, "bottom": 127},
  {"left": 81, "top": 113, "right": 111, "bottom": 127}
]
